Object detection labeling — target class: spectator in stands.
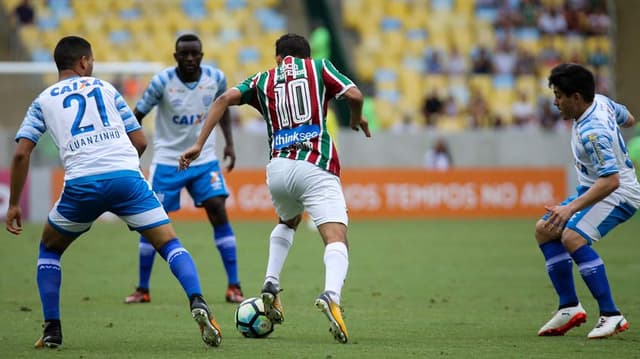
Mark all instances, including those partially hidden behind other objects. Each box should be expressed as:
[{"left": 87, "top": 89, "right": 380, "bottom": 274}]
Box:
[
  {"left": 425, "top": 50, "right": 444, "bottom": 74},
  {"left": 496, "top": 1, "right": 520, "bottom": 29},
  {"left": 424, "top": 137, "right": 453, "bottom": 170},
  {"left": 13, "top": 0, "right": 35, "bottom": 26},
  {"left": 587, "top": 4, "right": 610, "bottom": 35},
  {"left": 563, "top": 5, "right": 588, "bottom": 35},
  {"left": 471, "top": 46, "right": 493, "bottom": 74},
  {"left": 422, "top": 89, "right": 444, "bottom": 127},
  {"left": 538, "top": 5, "right": 567, "bottom": 35},
  {"left": 492, "top": 114, "right": 505, "bottom": 129},
  {"left": 9, "top": 0, "right": 35, "bottom": 59},
  {"left": 466, "top": 90, "right": 491, "bottom": 128},
  {"left": 518, "top": 0, "right": 539, "bottom": 28},
  {"left": 514, "top": 47, "right": 537, "bottom": 75},
  {"left": 492, "top": 38, "right": 517, "bottom": 75},
  {"left": 511, "top": 91, "right": 536, "bottom": 128},
  {"left": 446, "top": 45, "right": 467, "bottom": 75},
  {"left": 443, "top": 94, "right": 459, "bottom": 116}
]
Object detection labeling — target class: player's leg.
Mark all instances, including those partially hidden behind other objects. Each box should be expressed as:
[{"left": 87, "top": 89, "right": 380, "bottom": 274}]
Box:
[
  {"left": 563, "top": 198, "right": 635, "bottom": 339},
  {"left": 140, "top": 224, "right": 221, "bottom": 346},
  {"left": 535, "top": 195, "right": 586, "bottom": 336},
  {"left": 189, "top": 161, "right": 243, "bottom": 303},
  {"left": 110, "top": 175, "right": 221, "bottom": 347},
  {"left": 125, "top": 164, "right": 184, "bottom": 303},
  {"left": 202, "top": 195, "right": 243, "bottom": 302},
  {"left": 261, "top": 158, "right": 304, "bottom": 323},
  {"left": 34, "top": 223, "right": 75, "bottom": 349},
  {"left": 261, "top": 215, "right": 301, "bottom": 325},
  {"left": 203, "top": 196, "right": 244, "bottom": 303},
  {"left": 298, "top": 161, "right": 350, "bottom": 343},
  {"left": 314, "top": 222, "right": 350, "bottom": 344},
  {"left": 35, "top": 183, "right": 105, "bottom": 348},
  {"left": 124, "top": 236, "right": 154, "bottom": 303}
]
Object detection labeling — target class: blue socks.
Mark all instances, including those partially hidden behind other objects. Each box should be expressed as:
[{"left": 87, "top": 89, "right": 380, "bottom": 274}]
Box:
[
  {"left": 37, "top": 242, "right": 62, "bottom": 321},
  {"left": 539, "top": 241, "right": 578, "bottom": 308},
  {"left": 139, "top": 223, "right": 240, "bottom": 290},
  {"left": 137, "top": 236, "right": 156, "bottom": 290},
  {"left": 571, "top": 245, "right": 618, "bottom": 314},
  {"left": 157, "top": 239, "right": 202, "bottom": 298},
  {"left": 540, "top": 241, "right": 619, "bottom": 314},
  {"left": 214, "top": 222, "right": 239, "bottom": 285}
]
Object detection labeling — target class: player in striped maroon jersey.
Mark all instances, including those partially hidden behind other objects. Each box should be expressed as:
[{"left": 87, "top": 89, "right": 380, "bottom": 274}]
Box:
[{"left": 180, "top": 34, "right": 369, "bottom": 343}]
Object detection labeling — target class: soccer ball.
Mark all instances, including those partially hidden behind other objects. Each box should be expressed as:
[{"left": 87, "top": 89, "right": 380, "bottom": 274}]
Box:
[{"left": 234, "top": 297, "right": 274, "bottom": 338}]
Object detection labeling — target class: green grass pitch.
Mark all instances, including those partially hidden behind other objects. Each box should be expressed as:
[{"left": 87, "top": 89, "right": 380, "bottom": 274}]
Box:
[{"left": 1, "top": 219, "right": 639, "bottom": 358}]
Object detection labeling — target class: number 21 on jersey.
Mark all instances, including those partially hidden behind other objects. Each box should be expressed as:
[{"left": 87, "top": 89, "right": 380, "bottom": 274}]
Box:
[{"left": 64, "top": 87, "right": 110, "bottom": 136}]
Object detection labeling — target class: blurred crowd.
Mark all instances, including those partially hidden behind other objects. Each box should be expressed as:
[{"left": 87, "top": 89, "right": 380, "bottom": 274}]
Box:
[{"left": 411, "top": 0, "right": 612, "bottom": 132}]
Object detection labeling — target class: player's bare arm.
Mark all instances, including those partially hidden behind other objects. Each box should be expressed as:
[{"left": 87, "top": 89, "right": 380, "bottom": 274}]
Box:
[
  {"left": 180, "top": 88, "right": 241, "bottom": 169},
  {"left": 6, "top": 138, "right": 35, "bottom": 235},
  {"left": 621, "top": 111, "right": 635, "bottom": 128},
  {"left": 342, "top": 86, "right": 371, "bottom": 138},
  {"left": 543, "top": 173, "right": 619, "bottom": 230},
  {"left": 133, "top": 108, "right": 147, "bottom": 123},
  {"left": 127, "top": 128, "right": 148, "bottom": 157},
  {"left": 218, "top": 109, "right": 236, "bottom": 172}
]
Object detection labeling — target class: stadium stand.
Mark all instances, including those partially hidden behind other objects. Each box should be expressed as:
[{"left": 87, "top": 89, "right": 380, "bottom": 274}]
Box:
[
  {"left": 342, "top": 0, "right": 613, "bottom": 131},
  {"left": 0, "top": 0, "right": 285, "bottom": 125},
  {"left": 1, "top": 0, "right": 613, "bottom": 131}
]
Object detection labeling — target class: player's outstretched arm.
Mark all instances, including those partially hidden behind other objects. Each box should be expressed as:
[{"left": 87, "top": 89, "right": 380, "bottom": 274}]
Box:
[
  {"left": 180, "top": 88, "right": 242, "bottom": 169},
  {"left": 342, "top": 86, "right": 371, "bottom": 138},
  {"left": 218, "top": 109, "right": 236, "bottom": 172},
  {"left": 6, "top": 139, "right": 35, "bottom": 235}
]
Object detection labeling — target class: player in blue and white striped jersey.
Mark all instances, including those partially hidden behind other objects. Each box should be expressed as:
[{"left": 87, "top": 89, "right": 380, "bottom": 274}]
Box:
[
  {"left": 124, "top": 34, "right": 243, "bottom": 305},
  {"left": 536, "top": 63, "right": 638, "bottom": 339},
  {"left": 5, "top": 36, "right": 222, "bottom": 349}
]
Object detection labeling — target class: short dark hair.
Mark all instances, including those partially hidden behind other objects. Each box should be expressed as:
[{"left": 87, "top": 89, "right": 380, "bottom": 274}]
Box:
[
  {"left": 548, "top": 63, "right": 595, "bottom": 102},
  {"left": 275, "top": 33, "right": 311, "bottom": 58},
  {"left": 53, "top": 36, "right": 92, "bottom": 72},
  {"left": 175, "top": 33, "right": 201, "bottom": 51}
]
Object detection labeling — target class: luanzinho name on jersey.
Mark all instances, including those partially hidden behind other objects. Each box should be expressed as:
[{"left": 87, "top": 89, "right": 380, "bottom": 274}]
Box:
[{"left": 67, "top": 128, "right": 122, "bottom": 152}]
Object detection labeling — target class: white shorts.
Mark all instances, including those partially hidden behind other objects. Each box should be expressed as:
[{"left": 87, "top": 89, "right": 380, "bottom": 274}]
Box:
[{"left": 266, "top": 158, "right": 348, "bottom": 227}]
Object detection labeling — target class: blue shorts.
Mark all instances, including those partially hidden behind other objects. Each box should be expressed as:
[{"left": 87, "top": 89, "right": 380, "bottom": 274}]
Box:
[
  {"left": 49, "top": 171, "right": 170, "bottom": 237},
  {"left": 542, "top": 187, "right": 637, "bottom": 244},
  {"left": 149, "top": 161, "right": 229, "bottom": 212}
]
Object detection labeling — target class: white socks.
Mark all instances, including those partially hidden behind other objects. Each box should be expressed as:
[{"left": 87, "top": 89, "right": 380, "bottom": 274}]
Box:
[
  {"left": 264, "top": 225, "right": 349, "bottom": 305},
  {"left": 323, "top": 242, "right": 349, "bottom": 304},
  {"left": 264, "top": 224, "right": 295, "bottom": 287}
]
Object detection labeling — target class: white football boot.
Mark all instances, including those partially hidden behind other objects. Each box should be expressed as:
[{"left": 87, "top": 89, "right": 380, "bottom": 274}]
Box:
[
  {"left": 587, "top": 315, "right": 629, "bottom": 339},
  {"left": 538, "top": 303, "right": 587, "bottom": 336}
]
